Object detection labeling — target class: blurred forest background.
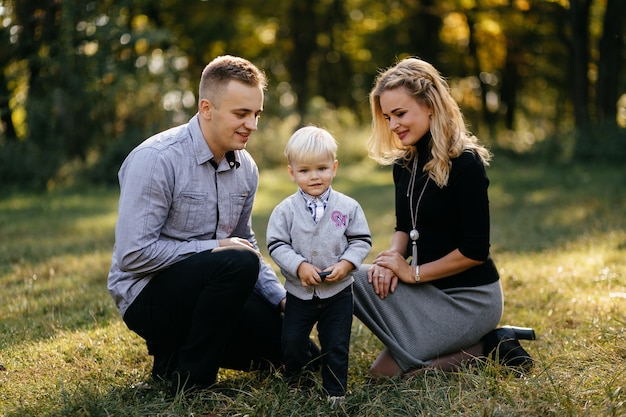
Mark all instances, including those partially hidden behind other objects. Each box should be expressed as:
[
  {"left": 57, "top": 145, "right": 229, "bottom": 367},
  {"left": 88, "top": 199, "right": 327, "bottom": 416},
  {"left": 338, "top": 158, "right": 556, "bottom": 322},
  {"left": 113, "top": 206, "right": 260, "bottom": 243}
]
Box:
[{"left": 0, "top": 0, "right": 624, "bottom": 190}]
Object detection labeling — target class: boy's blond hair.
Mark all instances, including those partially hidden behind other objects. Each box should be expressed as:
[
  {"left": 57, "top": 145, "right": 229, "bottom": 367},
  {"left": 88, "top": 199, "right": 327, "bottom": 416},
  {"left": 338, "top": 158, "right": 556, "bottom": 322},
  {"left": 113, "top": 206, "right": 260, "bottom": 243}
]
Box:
[{"left": 284, "top": 126, "right": 337, "bottom": 164}]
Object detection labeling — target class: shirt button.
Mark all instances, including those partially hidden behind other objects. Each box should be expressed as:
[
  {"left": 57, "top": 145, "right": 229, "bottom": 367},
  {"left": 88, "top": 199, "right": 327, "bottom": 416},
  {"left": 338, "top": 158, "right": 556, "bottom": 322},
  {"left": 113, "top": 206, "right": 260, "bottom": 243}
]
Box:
[{"left": 311, "top": 251, "right": 318, "bottom": 256}]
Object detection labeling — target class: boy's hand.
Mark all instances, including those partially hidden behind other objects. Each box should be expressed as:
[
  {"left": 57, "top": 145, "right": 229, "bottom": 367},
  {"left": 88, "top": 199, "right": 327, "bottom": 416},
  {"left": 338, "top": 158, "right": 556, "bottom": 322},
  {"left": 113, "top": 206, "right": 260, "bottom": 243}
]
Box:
[
  {"left": 321, "top": 260, "right": 355, "bottom": 283},
  {"left": 317, "top": 271, "right": 331, "bottom": 281},
  {"left": 297, "top": 262, "right": 324, "bottom": 287}
]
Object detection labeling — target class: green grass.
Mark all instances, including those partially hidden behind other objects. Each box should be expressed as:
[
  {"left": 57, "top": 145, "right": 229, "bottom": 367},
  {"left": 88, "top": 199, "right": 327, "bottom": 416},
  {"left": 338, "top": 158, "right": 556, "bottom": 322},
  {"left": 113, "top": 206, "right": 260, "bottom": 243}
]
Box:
[{"left": 0, "top": 159, "right": 625, "bottom": 416}]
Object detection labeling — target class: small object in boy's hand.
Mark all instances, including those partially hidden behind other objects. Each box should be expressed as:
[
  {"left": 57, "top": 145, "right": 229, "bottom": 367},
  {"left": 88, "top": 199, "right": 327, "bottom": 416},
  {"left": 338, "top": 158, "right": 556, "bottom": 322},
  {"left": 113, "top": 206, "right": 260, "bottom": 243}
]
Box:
[{"left": 318, "top": 271, "right": 331, "bottom": 281}]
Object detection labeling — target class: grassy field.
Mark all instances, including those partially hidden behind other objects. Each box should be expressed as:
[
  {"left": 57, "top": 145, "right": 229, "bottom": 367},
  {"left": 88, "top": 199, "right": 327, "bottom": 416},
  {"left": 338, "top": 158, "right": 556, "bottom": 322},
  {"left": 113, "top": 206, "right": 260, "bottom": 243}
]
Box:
[{"left": 0, "top": 158, "right": 624, "bottom": 416}]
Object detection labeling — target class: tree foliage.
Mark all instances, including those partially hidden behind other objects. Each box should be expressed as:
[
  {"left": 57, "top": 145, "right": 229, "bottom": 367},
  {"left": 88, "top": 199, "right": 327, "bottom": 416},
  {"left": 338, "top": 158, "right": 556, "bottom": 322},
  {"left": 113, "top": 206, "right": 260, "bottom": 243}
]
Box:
[{"left": 0, "top": 0, "right": 624, "bottom": 189}]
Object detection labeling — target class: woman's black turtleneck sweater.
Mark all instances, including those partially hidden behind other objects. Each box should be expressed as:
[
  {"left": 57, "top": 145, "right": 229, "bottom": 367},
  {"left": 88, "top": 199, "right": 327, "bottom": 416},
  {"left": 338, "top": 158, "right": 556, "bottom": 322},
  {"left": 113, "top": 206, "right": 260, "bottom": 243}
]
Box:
[{"left": 392, "top": 135, "right": 499, "bottom": 289}]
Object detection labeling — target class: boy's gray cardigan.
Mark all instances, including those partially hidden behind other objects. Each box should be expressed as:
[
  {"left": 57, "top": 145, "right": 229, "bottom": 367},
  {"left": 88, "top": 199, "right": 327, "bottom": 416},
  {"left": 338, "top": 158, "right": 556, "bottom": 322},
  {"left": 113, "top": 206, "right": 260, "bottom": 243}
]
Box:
[{"left": 267, "top": 189, "right": 372, "bottom": 300}]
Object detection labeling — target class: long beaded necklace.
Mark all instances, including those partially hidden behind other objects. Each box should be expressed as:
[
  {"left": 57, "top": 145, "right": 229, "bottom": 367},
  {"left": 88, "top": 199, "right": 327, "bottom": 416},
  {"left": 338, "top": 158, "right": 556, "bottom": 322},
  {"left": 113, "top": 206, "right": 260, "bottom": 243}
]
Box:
[{"left": 406, "top": 155, "right": 430, "bottom": 268}]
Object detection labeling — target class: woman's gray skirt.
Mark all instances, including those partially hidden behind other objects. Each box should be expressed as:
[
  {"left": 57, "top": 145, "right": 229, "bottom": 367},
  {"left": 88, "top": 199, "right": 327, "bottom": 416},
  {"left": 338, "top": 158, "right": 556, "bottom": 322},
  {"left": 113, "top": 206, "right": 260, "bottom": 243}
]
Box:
[{"left": 353, "top": 265, "right": 503, "bottom": 372}]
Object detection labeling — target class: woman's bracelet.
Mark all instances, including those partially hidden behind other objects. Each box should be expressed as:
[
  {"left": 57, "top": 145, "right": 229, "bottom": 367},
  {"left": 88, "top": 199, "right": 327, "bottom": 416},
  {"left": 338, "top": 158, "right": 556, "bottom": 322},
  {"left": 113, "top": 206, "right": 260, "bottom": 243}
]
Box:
[{"left": 414, "top": 265, "right": 421, "bottom": 283}]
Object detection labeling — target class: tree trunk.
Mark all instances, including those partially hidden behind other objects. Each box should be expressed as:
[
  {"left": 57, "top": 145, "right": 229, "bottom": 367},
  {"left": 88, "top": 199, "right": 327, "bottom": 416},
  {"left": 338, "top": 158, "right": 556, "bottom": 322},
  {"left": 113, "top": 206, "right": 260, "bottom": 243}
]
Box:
[
  {"left": 570, "top": 0, "right": 593, "bottom": 160},
  {"left": 595, "top": 0, "right": 625, "bottom": 123},
  {"left": 501, "top": 39, "right": 522, "bottom": 130},
  {"left": 569, "top": 0, "right": 592, "bottom": 128},
  {"left": 0, "top": 70, "right": 17, "bottom": 141},
  {"left": 407, "top": 0, "right": 442, "bottom": 65},
  {"left": 287, "top": 2, "right": 318, "bottom": 118},
  {"left": 317, "top": 0, "right": 352, "bottom": 109}
]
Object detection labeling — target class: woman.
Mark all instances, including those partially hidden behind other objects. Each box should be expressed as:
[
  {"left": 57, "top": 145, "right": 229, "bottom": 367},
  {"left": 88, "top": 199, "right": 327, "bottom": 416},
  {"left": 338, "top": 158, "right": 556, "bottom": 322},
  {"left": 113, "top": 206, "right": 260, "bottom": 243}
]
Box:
[{"left": 354, "top": 57, "right": 535, "bottom": 377}]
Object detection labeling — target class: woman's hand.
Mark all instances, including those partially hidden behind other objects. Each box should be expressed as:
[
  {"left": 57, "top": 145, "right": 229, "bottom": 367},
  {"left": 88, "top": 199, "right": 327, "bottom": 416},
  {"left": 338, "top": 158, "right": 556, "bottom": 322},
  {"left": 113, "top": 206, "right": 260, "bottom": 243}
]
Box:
[
  {"left": 374, "top": 248, "right": 486, "bottom": 289},
  {"left": 368, "top": 232, "right": 410, "bottom": 299},
  {"left": 372, "top": 250, "right": 415, "bottom": 286},
  {"left": 368, "top": 262, "right": 398, "bottom": 299}
]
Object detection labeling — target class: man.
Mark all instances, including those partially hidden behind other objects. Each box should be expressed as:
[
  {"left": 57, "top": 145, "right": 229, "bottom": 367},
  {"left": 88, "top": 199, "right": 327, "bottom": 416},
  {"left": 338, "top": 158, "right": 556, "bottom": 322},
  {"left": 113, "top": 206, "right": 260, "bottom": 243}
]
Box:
[{"left": 108, "top": 55, "right": 293, "bottom": 395}]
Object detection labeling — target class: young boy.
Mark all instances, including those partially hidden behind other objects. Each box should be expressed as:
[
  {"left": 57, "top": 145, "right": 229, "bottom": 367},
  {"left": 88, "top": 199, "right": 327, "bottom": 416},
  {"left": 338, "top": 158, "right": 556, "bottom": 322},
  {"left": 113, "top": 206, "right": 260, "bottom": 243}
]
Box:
[{"left": 266, "top": 126, "right": 371, "bottom": 403}]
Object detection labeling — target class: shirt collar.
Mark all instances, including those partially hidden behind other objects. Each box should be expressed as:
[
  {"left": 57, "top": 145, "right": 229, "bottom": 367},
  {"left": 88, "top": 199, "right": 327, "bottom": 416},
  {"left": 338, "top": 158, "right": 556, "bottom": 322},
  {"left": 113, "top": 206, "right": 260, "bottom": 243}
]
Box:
[
  {"left": 190, "top": 113, "right": 241, "bottom": 170},
  {"left": 299, "top": 187, "right": 331, "bottom": 205},
  {"left": 209, "top": 151, "right": 240, "bottom": 170}
]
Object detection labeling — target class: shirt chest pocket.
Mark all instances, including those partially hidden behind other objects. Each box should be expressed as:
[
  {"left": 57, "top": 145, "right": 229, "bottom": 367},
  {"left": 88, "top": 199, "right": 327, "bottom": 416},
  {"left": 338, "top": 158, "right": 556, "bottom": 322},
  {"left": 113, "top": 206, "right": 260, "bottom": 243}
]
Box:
[
  {"left": 227, "top": 193, "right": 247, "bottom": 228},
  {"left": 170, "top": 192, "right": 212, "bottom": 234}
]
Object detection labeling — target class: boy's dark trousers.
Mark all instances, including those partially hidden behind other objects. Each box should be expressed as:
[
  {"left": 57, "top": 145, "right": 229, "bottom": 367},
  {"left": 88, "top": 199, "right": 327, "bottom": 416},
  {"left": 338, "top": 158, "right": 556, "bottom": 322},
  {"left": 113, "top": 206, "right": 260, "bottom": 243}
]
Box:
[{"left": 282, "top": 285, "right": 353, "bottom": 397}]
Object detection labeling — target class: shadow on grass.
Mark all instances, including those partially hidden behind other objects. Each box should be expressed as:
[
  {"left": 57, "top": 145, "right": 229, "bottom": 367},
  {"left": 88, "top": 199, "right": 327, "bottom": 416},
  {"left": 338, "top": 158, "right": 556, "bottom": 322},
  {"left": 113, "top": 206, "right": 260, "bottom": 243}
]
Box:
[
  {"left": 488, "top": 159, "right": 626, "bottom": 253},
  {"left": 0, "top": 187, "right": 120, "bottom": 350},
  {"left": 21, "top": 363, "right": 557, "bottom": 417}
]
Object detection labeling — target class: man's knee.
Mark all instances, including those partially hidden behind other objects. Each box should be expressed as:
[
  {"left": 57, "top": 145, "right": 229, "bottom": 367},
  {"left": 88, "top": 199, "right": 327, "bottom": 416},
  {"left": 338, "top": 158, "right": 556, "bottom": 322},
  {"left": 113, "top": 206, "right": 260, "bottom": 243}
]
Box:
[
  {"left": 237, "top": 247, "right": 261, "bottom": 270},
  {"left": 209, "top": 246, "right": 260, "bottom": 280},
  {"left": 232, "top": 248, "right": 261, "bottom": 286}
]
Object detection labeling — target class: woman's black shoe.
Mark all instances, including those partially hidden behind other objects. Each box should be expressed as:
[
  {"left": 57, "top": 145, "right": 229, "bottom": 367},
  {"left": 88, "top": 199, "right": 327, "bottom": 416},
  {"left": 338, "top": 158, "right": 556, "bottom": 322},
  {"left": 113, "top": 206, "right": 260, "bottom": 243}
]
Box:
[
  {"left": 482, "top": 326, "right": 535, "bottom": 373},
  {"left": 499, "top": 325, "right": 536, "bottom": 341}
]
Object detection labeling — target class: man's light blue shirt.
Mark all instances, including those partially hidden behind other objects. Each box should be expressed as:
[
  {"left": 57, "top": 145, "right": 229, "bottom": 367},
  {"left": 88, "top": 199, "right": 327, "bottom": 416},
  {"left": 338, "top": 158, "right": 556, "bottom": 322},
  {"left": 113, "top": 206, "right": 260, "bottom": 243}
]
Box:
[{"left": 108, "top": 114, "right": 285, "bottom": 317}]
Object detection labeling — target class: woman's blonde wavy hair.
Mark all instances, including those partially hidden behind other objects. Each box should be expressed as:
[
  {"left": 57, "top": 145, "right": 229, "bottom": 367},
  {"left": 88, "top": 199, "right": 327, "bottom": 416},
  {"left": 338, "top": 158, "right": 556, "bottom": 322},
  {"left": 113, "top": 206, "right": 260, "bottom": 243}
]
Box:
[{"left": 367, "top": 57, "right": 491, "bottom": 187}]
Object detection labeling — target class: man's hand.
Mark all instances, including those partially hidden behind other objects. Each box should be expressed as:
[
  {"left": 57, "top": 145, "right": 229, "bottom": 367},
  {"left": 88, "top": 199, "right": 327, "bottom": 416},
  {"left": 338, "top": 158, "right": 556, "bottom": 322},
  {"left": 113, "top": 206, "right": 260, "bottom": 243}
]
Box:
[{"left": 216, "top": 237, "right": 260, "bottom": 256}]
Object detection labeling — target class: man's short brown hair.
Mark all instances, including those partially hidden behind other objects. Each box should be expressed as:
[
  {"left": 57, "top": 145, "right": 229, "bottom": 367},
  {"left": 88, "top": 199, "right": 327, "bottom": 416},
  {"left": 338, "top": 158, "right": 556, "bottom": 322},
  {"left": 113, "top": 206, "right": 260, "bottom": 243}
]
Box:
[{"left": 199, "top": 55, "right": 267, "bottom": 105}]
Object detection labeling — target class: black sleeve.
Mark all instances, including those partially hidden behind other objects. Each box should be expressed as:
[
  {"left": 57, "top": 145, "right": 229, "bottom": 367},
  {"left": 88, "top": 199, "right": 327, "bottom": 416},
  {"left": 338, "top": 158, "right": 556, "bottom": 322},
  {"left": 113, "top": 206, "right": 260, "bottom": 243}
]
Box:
[{"left": 449, "top": 151, "right": 491, "bottom": 261}]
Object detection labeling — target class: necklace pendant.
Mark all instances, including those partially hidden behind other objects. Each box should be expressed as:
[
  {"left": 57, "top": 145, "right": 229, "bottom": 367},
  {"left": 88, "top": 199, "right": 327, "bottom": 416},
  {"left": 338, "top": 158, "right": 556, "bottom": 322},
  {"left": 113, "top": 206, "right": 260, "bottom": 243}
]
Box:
[{"left": 409, "top": 229, "right": 419, "bottom": 241}]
